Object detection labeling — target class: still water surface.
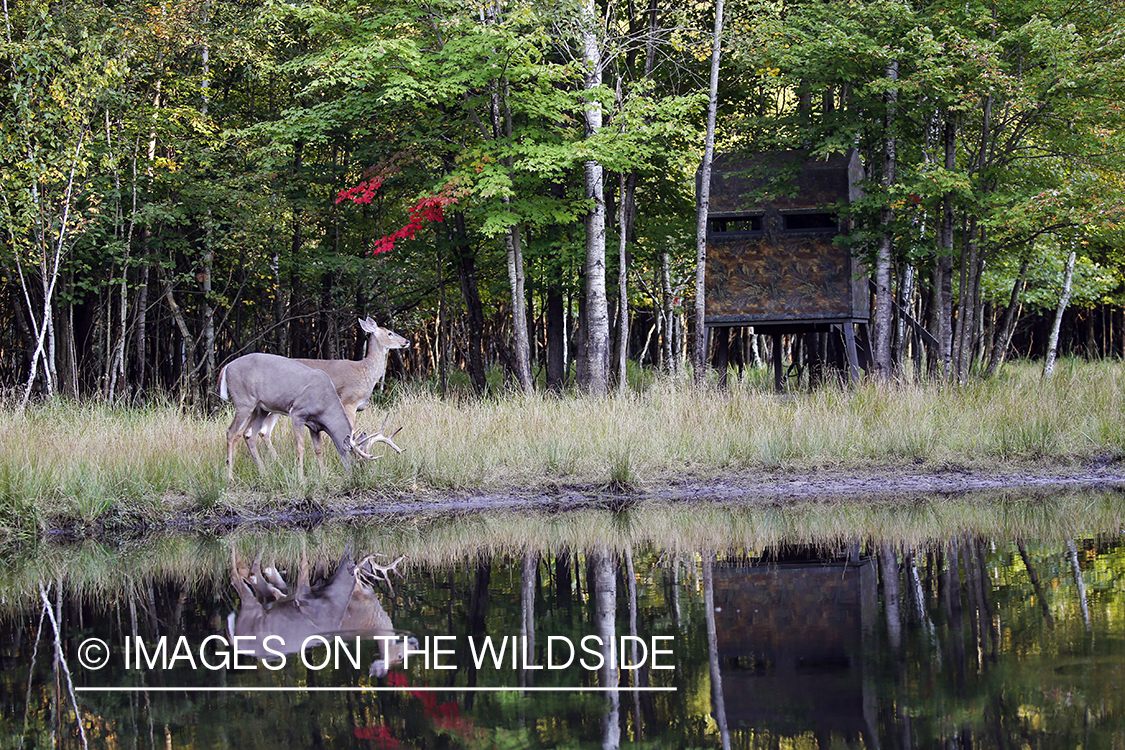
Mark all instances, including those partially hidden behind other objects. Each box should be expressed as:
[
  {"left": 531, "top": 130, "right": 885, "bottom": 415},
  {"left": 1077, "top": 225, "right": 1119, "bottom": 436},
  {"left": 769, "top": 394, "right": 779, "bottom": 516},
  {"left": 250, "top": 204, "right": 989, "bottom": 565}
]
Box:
[{"left": 3, "top": 495, "right": 1124, "bottom": 749}]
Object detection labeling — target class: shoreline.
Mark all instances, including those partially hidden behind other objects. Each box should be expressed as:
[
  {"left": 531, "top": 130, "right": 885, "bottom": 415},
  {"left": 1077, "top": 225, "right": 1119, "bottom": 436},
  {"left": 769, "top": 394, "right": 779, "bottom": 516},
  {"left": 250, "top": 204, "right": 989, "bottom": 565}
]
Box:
[{"left": 42, "top": 460, "right": 1125, "bottom": 539}]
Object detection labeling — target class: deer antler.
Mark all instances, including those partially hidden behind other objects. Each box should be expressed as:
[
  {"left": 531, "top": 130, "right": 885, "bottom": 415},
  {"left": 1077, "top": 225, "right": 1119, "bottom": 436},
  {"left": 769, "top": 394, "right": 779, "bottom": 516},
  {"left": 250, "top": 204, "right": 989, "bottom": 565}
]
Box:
[
  {"left": 355, "top": 553, "right": 406, "bottom": 595},
  {"left": 352, "top": 415, "right": 405, "bottom": 460}
]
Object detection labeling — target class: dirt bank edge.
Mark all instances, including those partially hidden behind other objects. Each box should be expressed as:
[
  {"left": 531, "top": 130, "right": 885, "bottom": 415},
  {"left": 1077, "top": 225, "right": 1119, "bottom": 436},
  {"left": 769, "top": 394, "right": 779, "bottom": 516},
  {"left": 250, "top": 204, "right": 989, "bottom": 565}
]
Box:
[
  {"left": 39, "top": 461, "right": 1125, "bottom": 539},
  {"left": 178, "top": 462, "right": 1125, "bottom": 530}
]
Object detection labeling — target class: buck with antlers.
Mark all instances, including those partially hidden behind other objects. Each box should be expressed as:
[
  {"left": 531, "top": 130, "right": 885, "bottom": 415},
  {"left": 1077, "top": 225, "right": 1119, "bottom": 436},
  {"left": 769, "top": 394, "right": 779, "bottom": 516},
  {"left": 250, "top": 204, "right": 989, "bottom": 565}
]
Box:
[
  {"left": 228, "top": 549, "right": 412, "bottom": 677},
  {"left": 219, "top": 352, "right": 403, "bottom": 480},
  {"left": 254, "top": 318, "right": 410, "bottom": 455}
]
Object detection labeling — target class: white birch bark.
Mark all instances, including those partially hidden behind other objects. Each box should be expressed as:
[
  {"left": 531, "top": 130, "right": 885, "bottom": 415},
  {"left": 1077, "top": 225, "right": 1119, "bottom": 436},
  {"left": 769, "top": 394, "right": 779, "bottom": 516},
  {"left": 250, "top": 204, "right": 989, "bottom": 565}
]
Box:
[
  {"left": 1042, "top": 249, "right": 1076, "bottom": 378},
  {"left": 485, "top": 3, "right": 532, "bottom": 393},
  {"left": 693, "top": 0, "right": 724, "bottom": 384},
  {"left": 874, "top": 58, "right": 898, "bottom": 379},
  {"left": 616, "top": 173, "right": 629, "bottom": 393},
  {"left": 18, "top": 133, "right": 86, "bottom": 409},
  {"left": 581, "top": 0, "right": 609, "bottom": 395},
  {"left": 703, "top": 552, "right": 731, "bottom": 750},
  {"left": 592, "top": 551, "right": 619, "bottom": 749}
]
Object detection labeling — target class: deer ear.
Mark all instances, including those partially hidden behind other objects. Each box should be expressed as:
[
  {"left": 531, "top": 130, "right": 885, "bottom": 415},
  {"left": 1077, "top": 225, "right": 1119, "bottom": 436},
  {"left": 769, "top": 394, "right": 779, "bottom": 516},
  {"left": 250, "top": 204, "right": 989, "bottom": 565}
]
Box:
[{"left": 359, "top": 317, "right": 378, "bottom": 332}]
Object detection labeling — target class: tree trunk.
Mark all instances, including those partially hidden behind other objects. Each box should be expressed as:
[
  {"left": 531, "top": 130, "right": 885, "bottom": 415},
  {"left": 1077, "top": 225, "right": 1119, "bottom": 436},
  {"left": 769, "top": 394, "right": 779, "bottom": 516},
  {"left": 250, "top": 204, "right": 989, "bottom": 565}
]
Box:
[
  {"left": 702, "top": 552, "right": 732, "bottom": 750},
  {"left": 873, "top": 57, "right": 898, "bottom": 379},
  {"left": 51, "top": 282, "right": 76, "bottom": 398},
  {"left": 546, "top": 286, "right": 566, "bottom": 392},
  {"left": 159, "top": 267, "right": 201, "bottom": 407},
  {"left": 277, "top": 141, "right": 303, "bottom": 355},
  {"left": 931, "top": 116, "right": 956, "bottom": 381},
  {"left": 106, "top": 108, "right": 137, "bottom": 403},
  {"left": 713, "top": 326, "right": 730, "bottom": 388},
  {"left": 486, "top": 35, "right": 533, "bottom": 394},
  {"left": 19, "top": 133, "right": 86, "bottom": 408},
  {"left": 616, "top": 173, "right": 631, "bottom": 393},
  {"left": 519, "top": 553, "right": 537, "bottom": 688},
  {"left": 200, "top": 18, "right": 217, "bottom": 404},
  {"left": 590, "top": 551, "right": 619, "bottom": 748},
  {"left": 693, "top": 0, "right": 724, "bottom": 385},
  {"left": 894, "top": 264, "right": 914, "bottom": 370},
  {"left": 135, "top": 258, "right": 150, "bottom": 393},
  {"left": 1042, "top": 249, "right": 1076, "bottom": 378},
  {"left": 880, "top": 543, "right": 903, "bottom": 652},
  {"left": 954, "top": 83, "right": 993, "bottom": 383},
  {"left": 983, "top": 255, "right": 1029, "bottom": 377},
  {"left": 505, "top": 221, "right": 532, "bottom": 392},
  {"left": 453, "top": 213, "right": 488, "bottom": 394},
  {"left": 953, "top": 218, "right": 981, "bottom": 383},
  {"left": 661, "top": 252, "right": 673, "bottom": 372},
  {"left": 580, "top": 0, "right": 609, "bottom": 395}
]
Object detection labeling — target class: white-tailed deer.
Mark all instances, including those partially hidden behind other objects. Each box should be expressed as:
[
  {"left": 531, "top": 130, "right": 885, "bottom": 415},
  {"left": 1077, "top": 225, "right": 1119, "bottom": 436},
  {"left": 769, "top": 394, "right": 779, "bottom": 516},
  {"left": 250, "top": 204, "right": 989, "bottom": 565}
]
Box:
[
  {"left": 256, "top": 318, "right": 410, "bottom": 457},
  {"left": 219, "top": 352, "right": 401, "bottom": 480},
  {"left": 228, "top": 549, "right": 413, "bottom": 677}
]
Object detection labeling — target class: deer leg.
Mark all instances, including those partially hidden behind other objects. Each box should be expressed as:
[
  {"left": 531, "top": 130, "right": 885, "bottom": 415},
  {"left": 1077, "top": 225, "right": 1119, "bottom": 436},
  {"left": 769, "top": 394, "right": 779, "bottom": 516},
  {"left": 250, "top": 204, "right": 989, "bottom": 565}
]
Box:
[
  {"left": 297, "top": 538, "right": 311, "bottom": 599},
  {"left": 262, "top": 432, "right": 277, "bottom": 460},
  {"left": 244, "top": 412, "right": 268, "bottom": 474},
  {"left": 259, "top": 412, "right": 280, "bottom": 460},
  {"left": 289, "top": 417, "right": 307, "bottom": 479},
  {"left": 309, "top": 427, "right": 328, "bottom": 476},
  {"left": 230, "top": 549, "right": 254, "bottom": 598},
  {"left": 227, "top": 409, "right": 257, "bottom": 480}
]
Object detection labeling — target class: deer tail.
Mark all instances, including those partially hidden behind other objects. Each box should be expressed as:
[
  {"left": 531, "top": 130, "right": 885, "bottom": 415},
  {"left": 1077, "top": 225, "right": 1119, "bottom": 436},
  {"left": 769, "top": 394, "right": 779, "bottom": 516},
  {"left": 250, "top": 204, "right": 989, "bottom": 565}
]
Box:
[{"left": 218, "top": 365, "right": 229, "bottom": 400}]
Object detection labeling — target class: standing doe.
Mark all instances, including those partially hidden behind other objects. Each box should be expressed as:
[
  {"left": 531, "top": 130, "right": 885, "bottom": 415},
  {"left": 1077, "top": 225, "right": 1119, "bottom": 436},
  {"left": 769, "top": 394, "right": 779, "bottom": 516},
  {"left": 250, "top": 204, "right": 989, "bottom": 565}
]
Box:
[{"left": 219, "top": 352, "right": 401, "bottom": 480}]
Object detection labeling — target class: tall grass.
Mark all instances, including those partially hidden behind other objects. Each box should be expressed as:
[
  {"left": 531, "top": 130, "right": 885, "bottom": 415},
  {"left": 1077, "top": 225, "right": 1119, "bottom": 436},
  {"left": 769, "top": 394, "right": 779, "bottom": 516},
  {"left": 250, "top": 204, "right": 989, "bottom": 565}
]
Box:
[
  {"left": 2, "top": 489, "right": 1122, "bottom": 608},
  {"left": 373, "top": 358, "right": 1125, "bottom": 489},
  {"left": 2, "top": 358, "right": 1123, "bottom": 529}
]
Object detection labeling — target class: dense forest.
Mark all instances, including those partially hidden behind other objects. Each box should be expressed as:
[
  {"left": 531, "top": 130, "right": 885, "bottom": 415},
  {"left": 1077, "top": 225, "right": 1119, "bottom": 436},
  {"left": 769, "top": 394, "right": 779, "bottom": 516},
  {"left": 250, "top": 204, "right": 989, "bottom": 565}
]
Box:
[{"left": 2, "top": 0, "right": 1123, "bottom": 408}]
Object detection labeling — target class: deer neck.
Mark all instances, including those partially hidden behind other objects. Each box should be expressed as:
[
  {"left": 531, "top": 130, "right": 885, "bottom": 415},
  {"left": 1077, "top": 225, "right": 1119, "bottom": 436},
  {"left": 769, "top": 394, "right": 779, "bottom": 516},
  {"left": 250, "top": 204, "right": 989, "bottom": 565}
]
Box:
[{"left": 363, "top": 333, "right": 390, "bottom": 381}]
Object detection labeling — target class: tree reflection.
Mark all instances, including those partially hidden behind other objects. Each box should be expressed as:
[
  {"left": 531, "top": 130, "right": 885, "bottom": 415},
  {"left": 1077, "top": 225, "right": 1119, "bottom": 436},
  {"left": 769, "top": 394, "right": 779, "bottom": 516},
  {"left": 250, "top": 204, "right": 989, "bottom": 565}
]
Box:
[{"left": 0, "top": 533, "right": 1123, "bottom": 748}]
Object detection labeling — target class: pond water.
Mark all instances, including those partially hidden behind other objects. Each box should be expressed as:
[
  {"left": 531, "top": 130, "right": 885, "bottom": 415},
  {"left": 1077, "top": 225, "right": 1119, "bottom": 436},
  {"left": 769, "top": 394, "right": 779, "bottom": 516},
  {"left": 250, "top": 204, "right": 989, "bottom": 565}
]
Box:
[{"left": 2, "top": 493, "right": 1125, "bottom": 749}]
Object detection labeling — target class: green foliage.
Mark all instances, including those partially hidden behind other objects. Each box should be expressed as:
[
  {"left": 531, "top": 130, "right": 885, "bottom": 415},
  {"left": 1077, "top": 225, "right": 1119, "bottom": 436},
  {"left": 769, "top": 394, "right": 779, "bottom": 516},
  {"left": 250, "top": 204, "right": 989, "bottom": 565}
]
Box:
[
  {"left": 2, "top": 0, "right": 1125, "bottom": 403},
  {"left": 725, "top": 0, "right": 1125, "bottom": 303}
]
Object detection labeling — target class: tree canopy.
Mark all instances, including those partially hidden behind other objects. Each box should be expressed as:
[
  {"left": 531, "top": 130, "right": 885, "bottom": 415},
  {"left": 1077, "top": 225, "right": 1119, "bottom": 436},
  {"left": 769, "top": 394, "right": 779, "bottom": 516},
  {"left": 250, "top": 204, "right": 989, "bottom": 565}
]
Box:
[{"left": 2, "top": 0, "right": 1123, "bottom": 403}]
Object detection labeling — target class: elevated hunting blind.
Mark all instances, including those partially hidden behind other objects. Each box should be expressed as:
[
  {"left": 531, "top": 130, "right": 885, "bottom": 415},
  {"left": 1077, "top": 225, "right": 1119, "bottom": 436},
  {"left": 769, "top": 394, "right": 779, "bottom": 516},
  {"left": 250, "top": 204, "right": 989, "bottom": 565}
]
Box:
[{"left": 704, "top": 149, "right": 869, "bottom": 388}]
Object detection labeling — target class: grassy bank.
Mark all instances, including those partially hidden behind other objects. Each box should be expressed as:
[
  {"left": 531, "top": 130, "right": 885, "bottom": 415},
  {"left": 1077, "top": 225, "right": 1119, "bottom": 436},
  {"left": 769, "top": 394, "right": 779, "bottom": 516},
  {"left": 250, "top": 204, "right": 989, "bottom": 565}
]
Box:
[
  {"left": 3, "top": 489, "right": 1123, "bottom": 605},
  {"left": 2, "top": 358, "right": 1124, "bottom": 534}
]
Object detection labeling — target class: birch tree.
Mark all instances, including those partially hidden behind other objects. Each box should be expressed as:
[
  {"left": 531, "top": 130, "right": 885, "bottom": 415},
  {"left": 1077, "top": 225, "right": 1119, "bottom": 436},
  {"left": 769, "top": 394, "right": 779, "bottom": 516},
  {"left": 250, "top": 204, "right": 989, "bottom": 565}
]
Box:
[
  {"left": 1042, "top": 248, "right": 1076, "bottom": 378},
  {"left": 693, "top": 0, "right": 723, "bottom": 385},
  {"left": 580, "top": 0, "right": 610, "bottom": 395},
  {"left": 872, "top": 53, "right": 898, "bottom": 379},
  {"left": 0, "top": 1, "right": 114, "bottom": 405}
]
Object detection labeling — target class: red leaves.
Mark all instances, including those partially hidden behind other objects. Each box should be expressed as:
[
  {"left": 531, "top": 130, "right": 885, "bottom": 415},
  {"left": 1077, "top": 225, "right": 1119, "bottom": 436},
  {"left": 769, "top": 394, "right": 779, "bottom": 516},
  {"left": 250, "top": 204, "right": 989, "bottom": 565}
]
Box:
[
  {"left": 355, "top": 670, "right": 475, "bottom": 745},
  {"left": 336, "top": 176, "right": 385, "bottom": 206},
  {"left": 353, "top": 724, "right": 402, "bottom": 749},
  {"left": 336, "top": 173, "right": 466, "bottom": 256},
  {"left": 370, "top": 193, "right": 451, "bottom": 255}
]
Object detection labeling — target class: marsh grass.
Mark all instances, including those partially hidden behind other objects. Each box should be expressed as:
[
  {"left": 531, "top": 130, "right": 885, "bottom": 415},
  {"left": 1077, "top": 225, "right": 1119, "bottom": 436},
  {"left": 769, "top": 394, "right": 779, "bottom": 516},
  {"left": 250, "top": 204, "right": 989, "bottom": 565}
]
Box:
[
  {"left": 2, "top": 358, "right": 1124, "bottom": 529},
  {"left": 1, "top": 488, "right": 1122, "bottom": 609}
]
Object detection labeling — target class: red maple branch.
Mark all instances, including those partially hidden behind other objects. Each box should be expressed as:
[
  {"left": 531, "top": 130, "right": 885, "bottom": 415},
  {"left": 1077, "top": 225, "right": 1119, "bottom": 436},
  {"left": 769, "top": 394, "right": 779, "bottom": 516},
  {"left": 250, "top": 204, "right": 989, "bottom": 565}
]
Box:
[{"left": 336, "top": 172, "right": 466, "bottom": 255}]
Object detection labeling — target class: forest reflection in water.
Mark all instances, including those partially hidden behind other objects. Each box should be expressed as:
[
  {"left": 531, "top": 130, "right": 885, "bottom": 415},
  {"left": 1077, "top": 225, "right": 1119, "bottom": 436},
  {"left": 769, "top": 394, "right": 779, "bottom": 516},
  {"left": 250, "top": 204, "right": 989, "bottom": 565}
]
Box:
[{"left": 2, "top": 492, "right": 1124, "bottom": 749}]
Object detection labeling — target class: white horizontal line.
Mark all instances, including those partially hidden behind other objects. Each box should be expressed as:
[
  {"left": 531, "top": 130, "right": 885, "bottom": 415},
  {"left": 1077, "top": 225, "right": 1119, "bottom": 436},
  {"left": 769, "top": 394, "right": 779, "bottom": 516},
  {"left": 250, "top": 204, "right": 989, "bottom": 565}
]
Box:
[{"left": 77, "top": 686, "right": 676, "bottom": 693}]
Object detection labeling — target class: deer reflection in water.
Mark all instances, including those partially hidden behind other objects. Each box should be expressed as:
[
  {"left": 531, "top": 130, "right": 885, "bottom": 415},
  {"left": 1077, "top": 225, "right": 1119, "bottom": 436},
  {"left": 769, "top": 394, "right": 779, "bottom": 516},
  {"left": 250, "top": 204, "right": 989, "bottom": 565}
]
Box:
[{"left": 228, "top": 549, "right": 412, "bottom": 677}]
